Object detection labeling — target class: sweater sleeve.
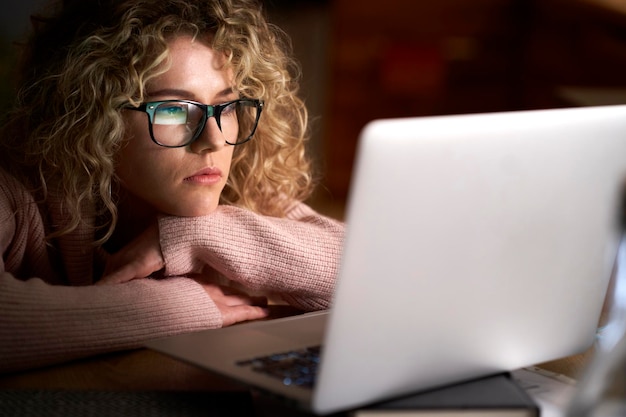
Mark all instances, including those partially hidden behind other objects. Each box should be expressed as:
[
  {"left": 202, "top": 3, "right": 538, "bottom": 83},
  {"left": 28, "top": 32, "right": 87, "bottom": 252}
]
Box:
[
  {"left": 0, "top": 169, "right": 224, "bottom": 373},
  {"left": 0, "top": 273, "right": 222, "bottom": 373},
  {"left": 158, "top": 202, "right": 344, "bottom": 311}
]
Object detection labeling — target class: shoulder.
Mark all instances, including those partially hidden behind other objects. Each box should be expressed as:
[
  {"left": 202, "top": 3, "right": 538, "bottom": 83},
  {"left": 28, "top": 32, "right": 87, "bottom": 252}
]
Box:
[
  {"left": 284, "top": 201, "right": 317, "bottom": 220},
  {"left": 0, "top": 169, "right": 36, "bottom": 213},
  {"left": 0, "top": 169, "right": 40, "bottom": 268},
  {"left": 0, "top": 169, "right": 41, "bottom": 234},
  {"left": 284, "top": 201, "right": 344, "bottom": 226}
]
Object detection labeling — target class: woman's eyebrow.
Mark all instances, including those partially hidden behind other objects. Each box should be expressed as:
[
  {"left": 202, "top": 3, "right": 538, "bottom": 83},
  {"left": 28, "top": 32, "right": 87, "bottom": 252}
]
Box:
[
  {"left": 146, "top": 88, "right": 192, "bottom": 98},
  {"left": 146, "top": 87, "right": 237, "bottom": 101},
  {"left": 216, "top": 87, "right": 236, "bottom": 98}
]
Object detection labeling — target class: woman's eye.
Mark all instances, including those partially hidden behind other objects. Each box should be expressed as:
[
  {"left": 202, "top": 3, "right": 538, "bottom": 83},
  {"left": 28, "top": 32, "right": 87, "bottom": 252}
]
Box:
[
  {"left": 220, "top": 102, "right": 237, "bottom": 117},
  {"left": 154, "top": 104, "right": 188, "bottom": 125}
]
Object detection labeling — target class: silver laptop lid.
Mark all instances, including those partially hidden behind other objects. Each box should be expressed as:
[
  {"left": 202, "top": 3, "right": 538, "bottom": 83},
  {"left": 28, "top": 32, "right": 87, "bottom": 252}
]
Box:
[{"left": 313, "top": 105, "right": 626, "bottom": 413}]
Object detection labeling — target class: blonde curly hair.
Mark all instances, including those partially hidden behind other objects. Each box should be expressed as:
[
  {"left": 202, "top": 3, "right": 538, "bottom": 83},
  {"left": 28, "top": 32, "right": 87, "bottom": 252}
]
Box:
[{"left": 0, "top": 0, "right": 313, "bottom": 242}]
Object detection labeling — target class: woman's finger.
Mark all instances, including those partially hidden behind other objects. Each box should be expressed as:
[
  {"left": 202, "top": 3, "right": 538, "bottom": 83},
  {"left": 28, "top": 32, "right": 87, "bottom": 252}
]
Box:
[{"left": 220, "top": 304, "right": 270, "bottom": 327}]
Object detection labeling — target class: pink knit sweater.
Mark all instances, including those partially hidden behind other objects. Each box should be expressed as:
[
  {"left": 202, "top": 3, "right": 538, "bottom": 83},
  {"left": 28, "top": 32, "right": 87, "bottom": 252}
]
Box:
[{"left": 0, "top": 169, "right": 344, "bottom": 373}]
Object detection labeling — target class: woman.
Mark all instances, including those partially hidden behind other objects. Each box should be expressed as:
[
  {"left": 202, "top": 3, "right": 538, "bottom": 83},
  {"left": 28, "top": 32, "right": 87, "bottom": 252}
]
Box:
[{"left": 0, "top": 0, "right": 343, "bottom": 373}]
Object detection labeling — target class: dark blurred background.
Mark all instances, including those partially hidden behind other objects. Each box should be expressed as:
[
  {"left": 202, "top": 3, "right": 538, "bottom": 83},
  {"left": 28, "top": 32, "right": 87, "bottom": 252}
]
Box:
[{"left": 3, "top": 0, "right": 626, "bottom": 215}]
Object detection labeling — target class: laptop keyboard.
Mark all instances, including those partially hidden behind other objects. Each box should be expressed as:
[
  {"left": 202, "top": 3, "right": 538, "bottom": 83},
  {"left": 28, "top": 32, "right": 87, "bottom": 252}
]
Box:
[{"left": 235, "top": 346, "right": 321, "bottom": 388}]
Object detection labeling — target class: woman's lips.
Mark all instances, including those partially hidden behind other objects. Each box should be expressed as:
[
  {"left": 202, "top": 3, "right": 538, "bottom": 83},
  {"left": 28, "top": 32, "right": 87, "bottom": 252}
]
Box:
[{"left": 184, "top": 167, "right": 223, "bottom": 184}]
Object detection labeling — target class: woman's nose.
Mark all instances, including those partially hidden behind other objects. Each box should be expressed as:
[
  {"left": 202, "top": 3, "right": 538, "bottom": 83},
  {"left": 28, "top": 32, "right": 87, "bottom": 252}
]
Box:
[{"left": 189, "top": 117, "right": 226, "bottom": 153}]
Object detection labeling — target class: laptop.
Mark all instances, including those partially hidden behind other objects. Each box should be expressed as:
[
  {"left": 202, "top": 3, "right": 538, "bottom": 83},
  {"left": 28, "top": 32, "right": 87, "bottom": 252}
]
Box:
[{"left": 147, "top": 105, "right": 626, "bottom": 415}]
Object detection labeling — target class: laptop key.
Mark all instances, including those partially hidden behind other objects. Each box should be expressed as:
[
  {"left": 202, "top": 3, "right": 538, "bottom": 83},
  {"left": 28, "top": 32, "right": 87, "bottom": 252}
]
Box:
[{"left": 236, "top": 346, "right": 321, "bottom": 388}]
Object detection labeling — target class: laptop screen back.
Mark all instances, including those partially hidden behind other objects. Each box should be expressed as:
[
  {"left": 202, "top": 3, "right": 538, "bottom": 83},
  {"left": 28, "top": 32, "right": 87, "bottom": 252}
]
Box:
[{"left": 313, "top": 105, "right": 626, "bottom": 413}]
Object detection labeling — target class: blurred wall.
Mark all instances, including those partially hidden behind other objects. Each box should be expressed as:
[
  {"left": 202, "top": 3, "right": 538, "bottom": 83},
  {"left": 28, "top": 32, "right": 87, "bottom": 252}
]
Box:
[
  {"left": 0, "top": 1, "right": 46, "bottom": 41},
  {"left": 282, "top": 0, "right": 626, "bottom": 201},
  {"left": 0, "top": 0, "right": 48, "bottom": 111}
]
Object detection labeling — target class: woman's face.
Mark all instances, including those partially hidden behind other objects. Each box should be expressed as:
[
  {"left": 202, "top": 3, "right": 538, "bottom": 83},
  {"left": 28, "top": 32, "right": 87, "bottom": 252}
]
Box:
[{"left": 116, "top": 36, "right": 237, "bottom": 217}]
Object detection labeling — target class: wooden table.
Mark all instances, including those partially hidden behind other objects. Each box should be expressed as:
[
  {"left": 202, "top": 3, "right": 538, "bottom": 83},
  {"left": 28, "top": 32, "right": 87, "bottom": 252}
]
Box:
[
  {"left": 0, "top": 348, "right": 591, "bottom": 417},
  {"left": 0, "top": 303, "right": 594, "bottom": 416},
  {"left": 0, "top": 305, "right": 315, "bottom": 416},
  {"left": 0, "top": 347, "right": 591, "bottom": 391},
  {"left": 0, "top": 348, "right": 243, "bottom": 392}
]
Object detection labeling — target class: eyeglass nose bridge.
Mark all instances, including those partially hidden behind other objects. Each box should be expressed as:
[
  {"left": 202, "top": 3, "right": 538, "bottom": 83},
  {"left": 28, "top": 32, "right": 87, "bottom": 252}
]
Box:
[{"left": 193, "top": 103, "right": 225, "bottom": 144}]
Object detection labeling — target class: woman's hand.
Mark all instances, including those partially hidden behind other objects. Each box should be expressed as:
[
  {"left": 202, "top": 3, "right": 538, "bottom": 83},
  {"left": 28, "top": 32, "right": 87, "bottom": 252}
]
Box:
[
  {"left": 200, "top": 282, "right": 269, "bottom": 326},
  {"left": 97, "top": 223, "right": 268, "bottom": 325},
  {"left": 98, "top": 223, "right": 165, "bottom": 285}
]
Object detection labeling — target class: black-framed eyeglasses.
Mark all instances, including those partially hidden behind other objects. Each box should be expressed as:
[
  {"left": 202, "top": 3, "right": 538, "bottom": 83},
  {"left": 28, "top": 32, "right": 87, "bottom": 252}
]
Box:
[{"left": 125, "top": 98, "right": 263, "bottom": 148}]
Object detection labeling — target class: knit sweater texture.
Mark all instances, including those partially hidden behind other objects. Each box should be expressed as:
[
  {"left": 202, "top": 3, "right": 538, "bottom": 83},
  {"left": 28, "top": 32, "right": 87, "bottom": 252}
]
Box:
[{"left": 0, "top": 169, "right": 344, "bottom": 373}]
